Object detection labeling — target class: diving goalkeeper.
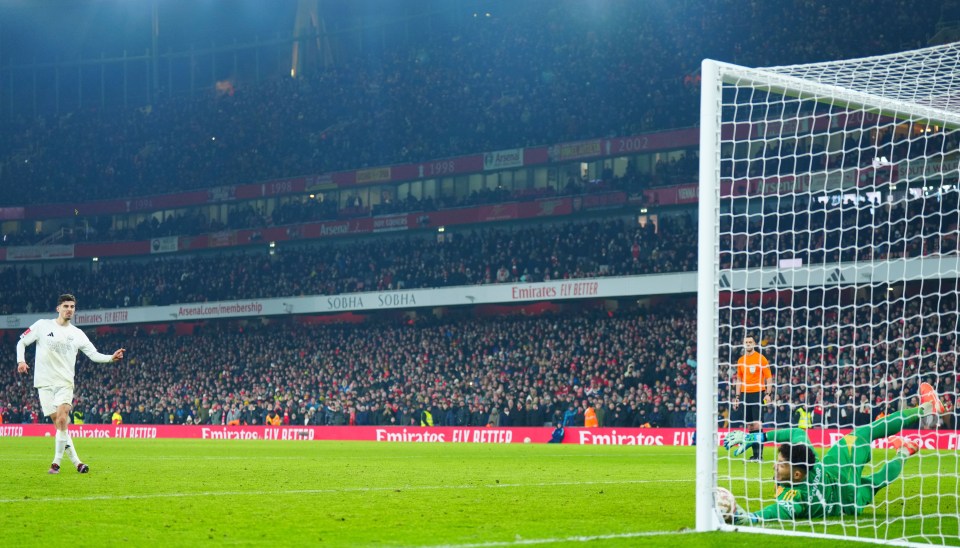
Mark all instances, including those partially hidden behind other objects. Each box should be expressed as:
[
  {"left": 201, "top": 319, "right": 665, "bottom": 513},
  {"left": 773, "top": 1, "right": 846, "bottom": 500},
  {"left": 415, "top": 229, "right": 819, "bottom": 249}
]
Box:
[{"left": 723, "top": 382, "right": 945, "bottom": 524}]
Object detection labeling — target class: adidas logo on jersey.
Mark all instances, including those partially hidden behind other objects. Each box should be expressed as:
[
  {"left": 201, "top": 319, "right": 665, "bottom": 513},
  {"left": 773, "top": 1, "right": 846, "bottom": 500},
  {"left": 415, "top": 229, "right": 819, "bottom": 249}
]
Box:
[{"left": 47, "top": 332, "right": 54, "bottom": 337}]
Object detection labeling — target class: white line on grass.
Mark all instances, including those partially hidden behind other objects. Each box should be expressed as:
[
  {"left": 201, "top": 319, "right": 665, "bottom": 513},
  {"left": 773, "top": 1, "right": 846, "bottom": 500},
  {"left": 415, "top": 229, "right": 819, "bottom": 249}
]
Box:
[
  {"left": 425, "top": 529, "right": 699, "bottom": 547},
  {"left": 0, "top": 478, "right": 693, "bottom": 504},
  {"left": 434, "top": 517, "right": 929, "bottom": 548},
  {"left": 0, "top": 452, "right": 697, "bottom": 462},
  {"left": 793, "top": 516, "right": 926, "bottom": 526}
]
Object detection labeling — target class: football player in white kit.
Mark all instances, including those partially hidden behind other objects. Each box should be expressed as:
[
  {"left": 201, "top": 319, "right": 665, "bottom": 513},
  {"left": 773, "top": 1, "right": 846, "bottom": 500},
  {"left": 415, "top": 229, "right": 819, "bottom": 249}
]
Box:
[{"left": 16, "top": 294, "right": 125, "bottom": 474}]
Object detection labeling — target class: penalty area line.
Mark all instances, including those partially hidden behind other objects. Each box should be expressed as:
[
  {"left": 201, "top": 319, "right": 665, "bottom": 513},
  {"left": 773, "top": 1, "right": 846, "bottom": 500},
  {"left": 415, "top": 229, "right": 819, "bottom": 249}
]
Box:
[
  {"left": 426, "top": 529, "right": 698, "bottom": 547},
  {"left": 0, "top": 452, "right": 696, "bottom": 462},
  {"left": 0, "top": 478, "right": 694, "bottom": 504}
]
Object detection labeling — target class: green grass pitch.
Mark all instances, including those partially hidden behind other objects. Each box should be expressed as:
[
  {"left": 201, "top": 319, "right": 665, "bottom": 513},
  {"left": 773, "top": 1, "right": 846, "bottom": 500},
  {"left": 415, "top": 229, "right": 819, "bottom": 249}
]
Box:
[{"left": 0, "top": 439, "right": 956, "bottom": 546}]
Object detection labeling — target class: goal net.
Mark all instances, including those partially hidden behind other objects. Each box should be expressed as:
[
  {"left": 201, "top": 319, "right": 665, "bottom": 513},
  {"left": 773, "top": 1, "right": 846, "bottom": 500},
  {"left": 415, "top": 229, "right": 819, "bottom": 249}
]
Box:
[{"left": 696, "top": 43, "right": 960, "bottom": 546}]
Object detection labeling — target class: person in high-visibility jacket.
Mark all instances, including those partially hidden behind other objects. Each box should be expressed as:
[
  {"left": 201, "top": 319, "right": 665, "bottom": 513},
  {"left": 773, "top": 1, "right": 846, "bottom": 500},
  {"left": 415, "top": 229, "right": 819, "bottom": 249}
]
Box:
[
  {"left": 796, "top": 406, "right": 812, "bottom": 430},
  {"left": 72, "top": 409, "right": 84, "bottom": 425},
  {"left": 266, "top": 409, "right": 282, "bottom": 426},
  {"left": 111, "top": 410, "right": 123, "bottom": 425},
  {"left": 584, "top": 404, "right": 599, "bottom": 428},
  {"left": 420, "top": 409, "right": 433, "bottom": 427}
]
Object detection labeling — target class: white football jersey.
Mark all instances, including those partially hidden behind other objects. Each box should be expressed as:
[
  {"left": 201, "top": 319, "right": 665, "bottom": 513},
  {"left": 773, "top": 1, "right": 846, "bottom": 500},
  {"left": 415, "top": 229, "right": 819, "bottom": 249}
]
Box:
[{"left": 16, "top": 319, "right": 114, "bottom": 388}]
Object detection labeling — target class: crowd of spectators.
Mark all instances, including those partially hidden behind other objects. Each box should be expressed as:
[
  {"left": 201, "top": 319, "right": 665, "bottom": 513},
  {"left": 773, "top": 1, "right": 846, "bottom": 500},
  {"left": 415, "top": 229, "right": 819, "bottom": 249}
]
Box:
[
  {"left": 0, "top": 217, "right": 696, "bottom": 314},
  {"left": 720, "top": 290, "right": 958, "bottom": 430},
  {"left": 1, "top": 297, "right": 954, "bottom": 430},
  {"left": 1, "top": 185, "right": 957, "bottom": 316},
  {"left": 0, "top": 307, "right": 700, "bottom": 429},
  {"left": 722, "top": 189, "right": 960, "bottom": 269},
  {"left": 0, "top": 172, "right": 640, "bottom": 248},
  {"left": 7, "top": 159, "right": 955, "bottom": 265},
  {"left": 723, "top": 124, "right": 960, "bottom": 180},
  {"left": 0, "top": 0, "right": 941, "bottom": 206}
]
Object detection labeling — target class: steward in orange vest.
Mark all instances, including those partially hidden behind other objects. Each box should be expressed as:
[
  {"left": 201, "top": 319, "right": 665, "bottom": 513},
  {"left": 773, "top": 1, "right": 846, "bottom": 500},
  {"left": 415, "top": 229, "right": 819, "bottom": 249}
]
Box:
[{"left": 584, "top": 405, "right": 599, "bottom": 428}]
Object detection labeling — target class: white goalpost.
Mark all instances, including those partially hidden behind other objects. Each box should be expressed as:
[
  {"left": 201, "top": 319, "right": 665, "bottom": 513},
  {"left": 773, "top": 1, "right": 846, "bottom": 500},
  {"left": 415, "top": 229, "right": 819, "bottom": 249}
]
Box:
[{"left": 697, "top": 43, "right": 960, "bottom": 546}]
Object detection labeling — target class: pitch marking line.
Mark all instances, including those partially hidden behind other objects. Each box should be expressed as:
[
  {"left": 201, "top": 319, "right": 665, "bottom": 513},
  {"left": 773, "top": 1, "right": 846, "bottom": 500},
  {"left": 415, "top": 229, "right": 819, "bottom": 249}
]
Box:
[
  {"left": 0, "top": 452, "right": 697, "bottom": 462},
  {"left": 427, "top": 529, "right": 698, "bottom": 547},
  {"left": 0, "top": 478, "right": 694, "bottom": 504}
]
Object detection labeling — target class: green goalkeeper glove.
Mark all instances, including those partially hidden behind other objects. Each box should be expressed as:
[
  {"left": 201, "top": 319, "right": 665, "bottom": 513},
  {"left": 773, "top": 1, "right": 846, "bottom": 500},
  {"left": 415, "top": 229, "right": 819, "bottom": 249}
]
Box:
[
  {"left": 723, "top": 430, "right": 763, "bottom": 456},
  {"left": 718, "top": 492, "right": 756, "bottom": 526},
  {"left": 732, "top": 506, "right": 755, "bottom": 526}
]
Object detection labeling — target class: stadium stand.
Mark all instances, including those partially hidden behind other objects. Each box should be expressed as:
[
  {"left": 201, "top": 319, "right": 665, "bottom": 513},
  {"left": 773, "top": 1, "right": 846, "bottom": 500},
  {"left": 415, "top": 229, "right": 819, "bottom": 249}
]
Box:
[
  {"left": 2, "top": 299, "right": 953, "bottom": 428},
  {"left": 0, "top": 307, "right": 700, "bottom": 428},
  {"left": 0, "top": 0, "right": 955, "bottom": 433},
  {"left": 719, "top": 292, "right": 959, "bottom": 430},
  {"left": 0, "top": 217, "right": 695, "bottom": 314},
  {"left": 0, "top": 1, "right": 940, "bottom": 205}
]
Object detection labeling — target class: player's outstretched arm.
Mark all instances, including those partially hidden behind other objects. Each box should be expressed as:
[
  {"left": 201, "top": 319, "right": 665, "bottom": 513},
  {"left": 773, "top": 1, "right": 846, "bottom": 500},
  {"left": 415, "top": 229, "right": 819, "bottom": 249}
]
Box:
[
  {"left": 724, "top": 428, "right": 811, "bottom": 456},
  {"left": 77, "top": 331, "right": 124, "bottom": 364},
  {"left": 749, "top": 497, "right": 806, "bottom": 523},
  {"left": 723, "top": 499, "right": 800, "bottom": 526},
  {"left": 763, "top": 428, "right": 811, "bottom": 445}
]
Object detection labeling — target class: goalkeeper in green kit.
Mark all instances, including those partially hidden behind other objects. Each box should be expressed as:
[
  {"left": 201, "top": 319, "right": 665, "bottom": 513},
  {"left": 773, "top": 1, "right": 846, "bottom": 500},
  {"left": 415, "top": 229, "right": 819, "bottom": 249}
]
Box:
[{"left": 723, "top": 382, "right": 945, "bottom": 524}]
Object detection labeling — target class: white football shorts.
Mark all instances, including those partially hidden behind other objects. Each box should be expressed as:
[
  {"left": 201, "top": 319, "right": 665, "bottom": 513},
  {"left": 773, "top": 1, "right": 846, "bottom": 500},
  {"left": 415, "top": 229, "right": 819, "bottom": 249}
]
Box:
[{"left": 37, "top": 386, "right": 74, "bottom": 417}]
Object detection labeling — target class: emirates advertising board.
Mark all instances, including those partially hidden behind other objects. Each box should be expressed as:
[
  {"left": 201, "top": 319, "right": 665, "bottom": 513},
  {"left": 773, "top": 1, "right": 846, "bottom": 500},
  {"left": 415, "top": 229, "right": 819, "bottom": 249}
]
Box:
[{"left": 1, "top": 426, "right": 956, "bottom": 448}]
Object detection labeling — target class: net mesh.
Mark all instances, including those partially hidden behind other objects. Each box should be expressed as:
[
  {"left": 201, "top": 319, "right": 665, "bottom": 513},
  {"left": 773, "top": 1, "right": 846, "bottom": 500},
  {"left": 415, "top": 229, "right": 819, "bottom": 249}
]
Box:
[
  {"left": 710, "top": 43, "right": 960, "bottom": 546},
  {"left": 762, "top": 42, "right": 960, "bottom": 113}
]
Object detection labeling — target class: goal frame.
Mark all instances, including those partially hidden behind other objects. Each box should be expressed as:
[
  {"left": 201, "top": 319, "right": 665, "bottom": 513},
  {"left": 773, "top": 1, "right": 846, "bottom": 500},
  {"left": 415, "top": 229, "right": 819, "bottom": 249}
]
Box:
[{"left": 695, "top": 53, "right": 960, "bottom": 545}]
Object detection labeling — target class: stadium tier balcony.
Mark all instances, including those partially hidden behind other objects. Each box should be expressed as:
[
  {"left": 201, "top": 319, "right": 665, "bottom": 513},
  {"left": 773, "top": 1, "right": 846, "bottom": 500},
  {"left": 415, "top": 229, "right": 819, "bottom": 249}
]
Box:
[{"left": 0, "top": 217, "right": 695, "bottom": 315}]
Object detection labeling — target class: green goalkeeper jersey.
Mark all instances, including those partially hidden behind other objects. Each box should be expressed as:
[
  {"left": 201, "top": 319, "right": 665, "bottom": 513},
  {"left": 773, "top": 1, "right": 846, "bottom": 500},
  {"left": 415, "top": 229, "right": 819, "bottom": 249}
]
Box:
[
  {"left": 739, "top": 428, "right": 864, "bottom": 524},
  {"left": 734, "top": 464, "right": 828, "bottom": 524}
]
